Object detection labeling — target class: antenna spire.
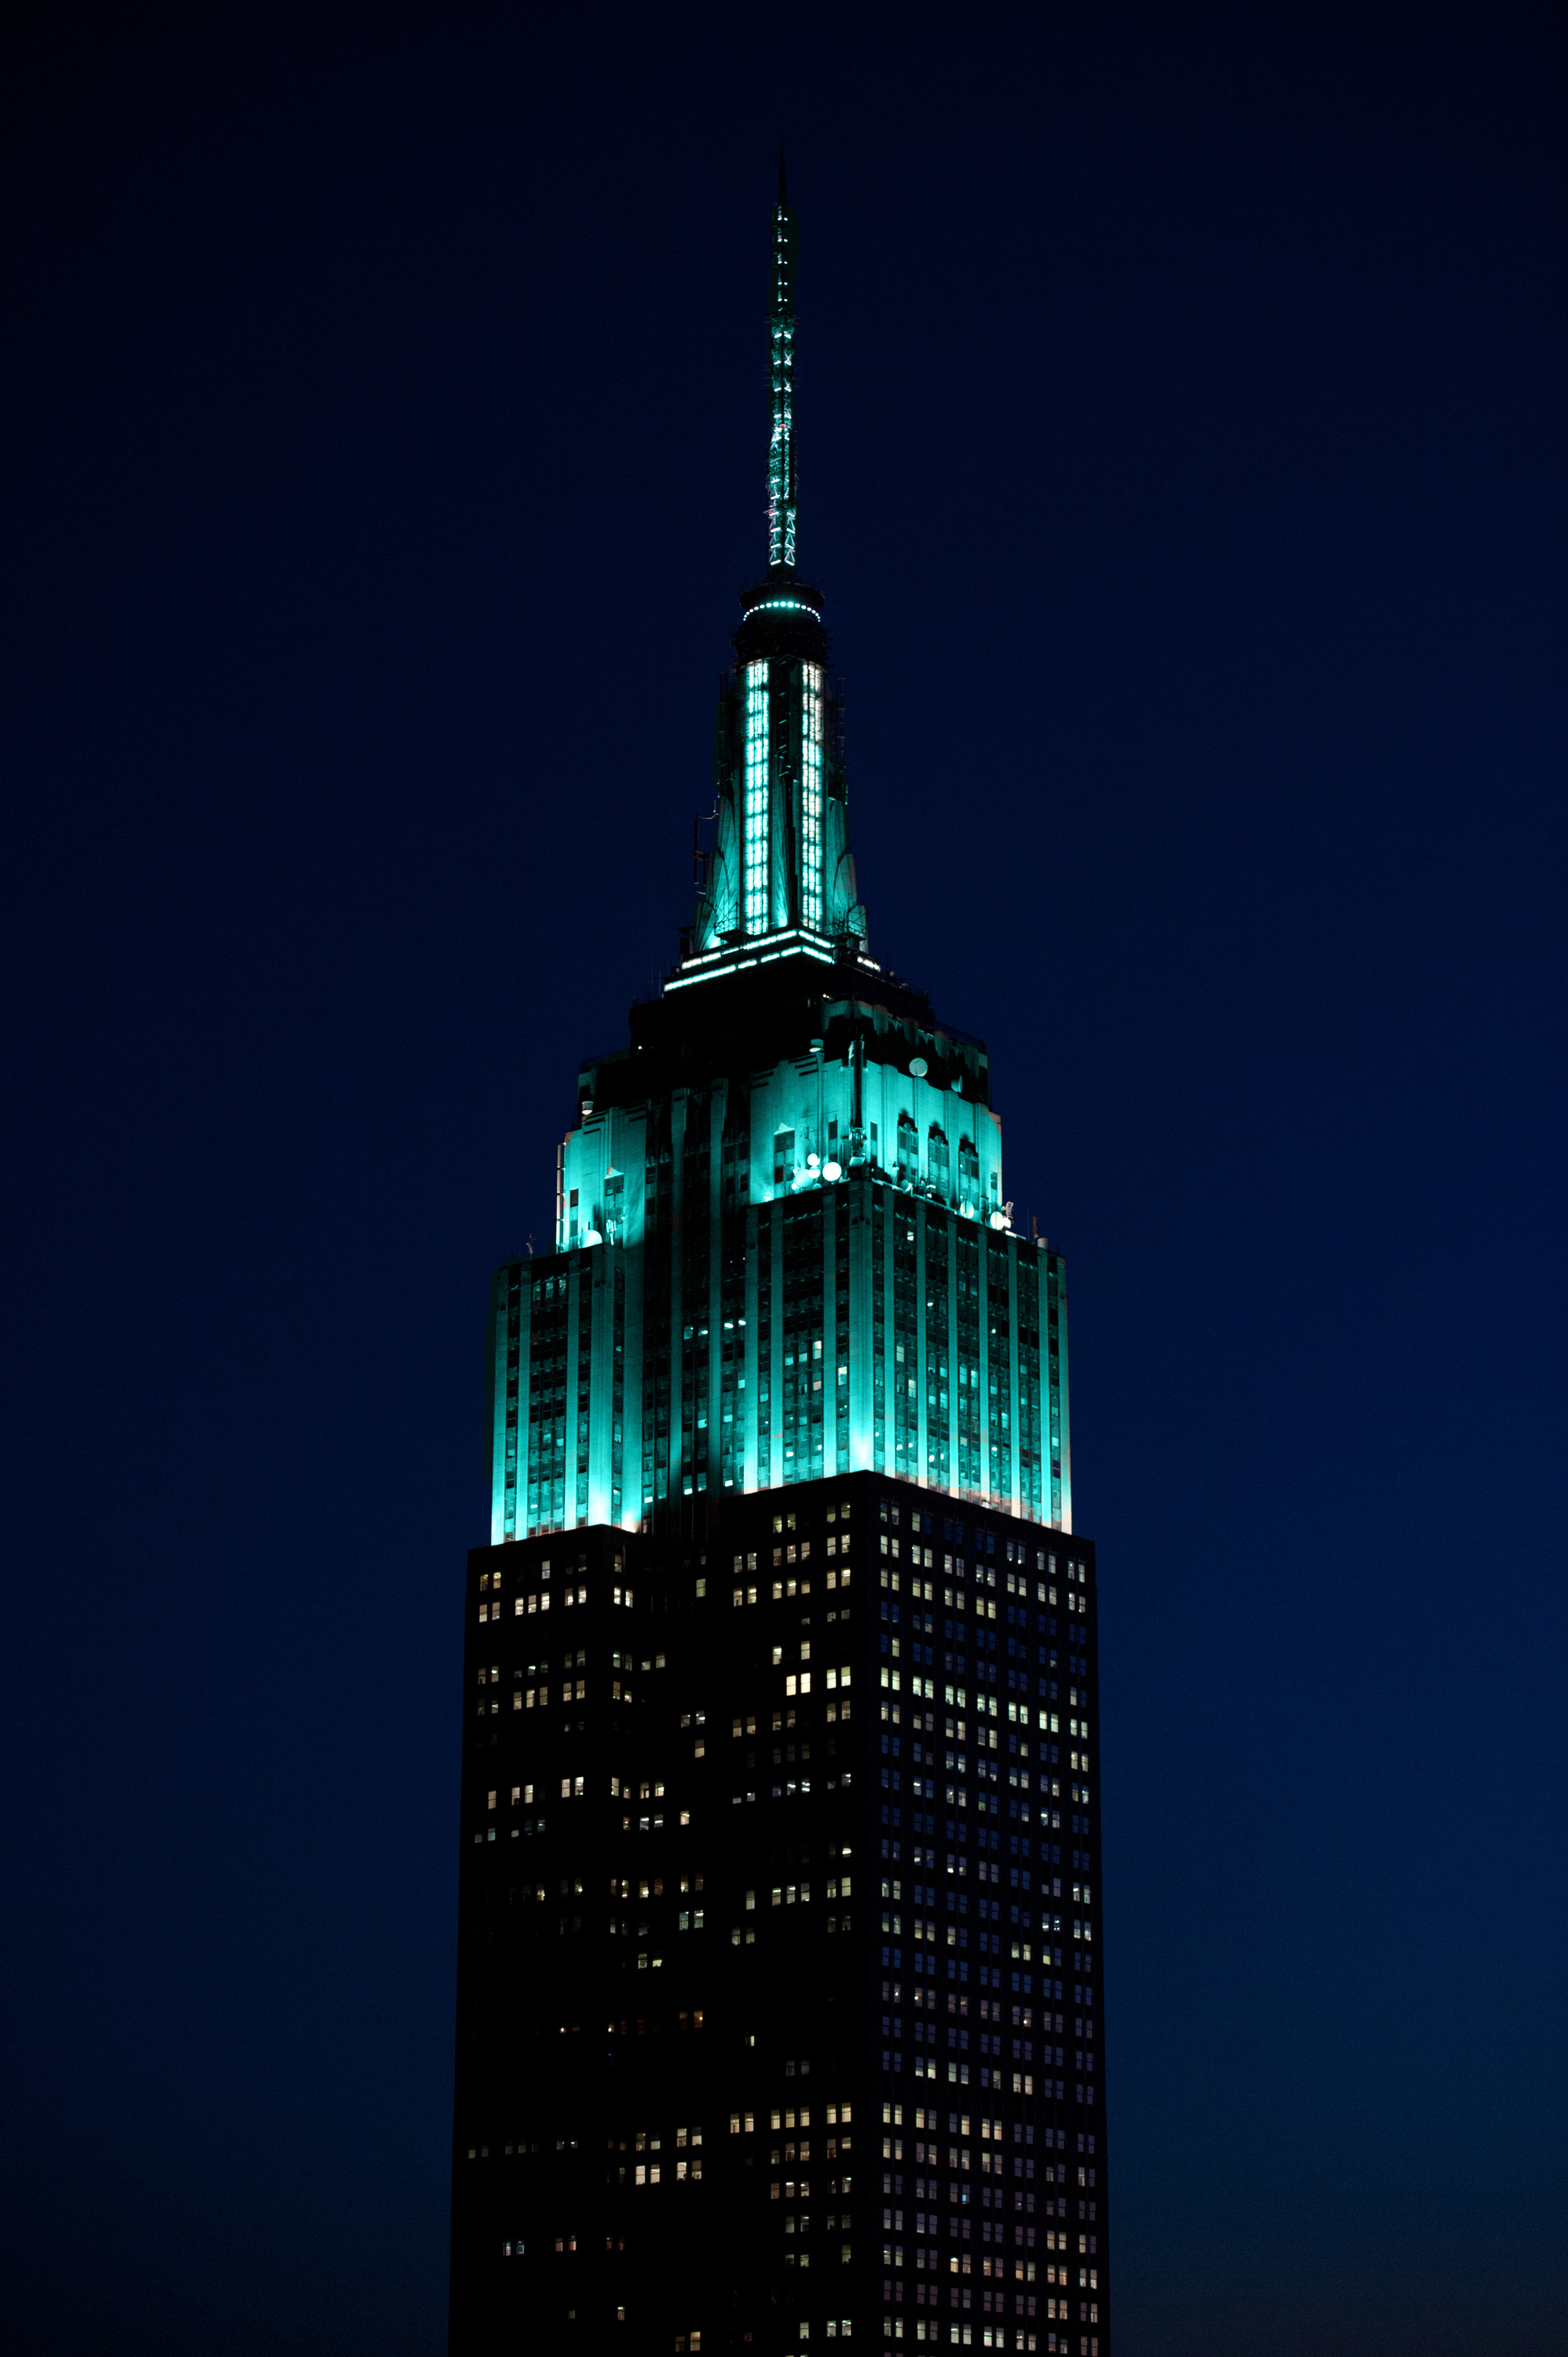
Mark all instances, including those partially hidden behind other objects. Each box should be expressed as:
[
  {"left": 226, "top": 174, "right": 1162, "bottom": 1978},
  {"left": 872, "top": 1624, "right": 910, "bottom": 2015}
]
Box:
[{"left": 767, "top": 160, "right": 798, "bottom": 573}]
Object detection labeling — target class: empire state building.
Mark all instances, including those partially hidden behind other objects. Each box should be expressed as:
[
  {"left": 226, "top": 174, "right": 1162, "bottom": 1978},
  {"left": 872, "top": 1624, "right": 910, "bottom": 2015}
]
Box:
[{"left": 448, "top": 163, "right": 1109, "bottom": 2357}]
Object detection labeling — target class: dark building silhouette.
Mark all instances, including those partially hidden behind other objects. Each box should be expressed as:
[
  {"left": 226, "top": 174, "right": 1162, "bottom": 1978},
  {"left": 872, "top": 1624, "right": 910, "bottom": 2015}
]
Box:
[{"left": 449, "top": 166, "right": 1107, "bottom": 2357}]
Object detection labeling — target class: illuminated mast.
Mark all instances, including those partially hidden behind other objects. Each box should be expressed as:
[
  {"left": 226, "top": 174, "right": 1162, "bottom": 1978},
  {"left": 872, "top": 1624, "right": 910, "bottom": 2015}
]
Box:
[{"left": 767, "top": 150, "right": 798, "bottom": 574}]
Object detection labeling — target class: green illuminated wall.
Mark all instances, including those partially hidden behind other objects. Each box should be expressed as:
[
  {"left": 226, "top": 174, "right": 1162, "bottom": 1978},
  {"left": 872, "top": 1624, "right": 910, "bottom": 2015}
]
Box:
[{"left": 487, "top": 1110, "right": 1071, "bottom": 1545}]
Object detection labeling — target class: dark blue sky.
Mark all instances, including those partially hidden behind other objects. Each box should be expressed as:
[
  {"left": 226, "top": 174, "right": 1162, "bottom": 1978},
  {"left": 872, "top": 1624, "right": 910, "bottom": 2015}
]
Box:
[{"left": 3, "top": 6, "right": 1564, "bottom": 2352}]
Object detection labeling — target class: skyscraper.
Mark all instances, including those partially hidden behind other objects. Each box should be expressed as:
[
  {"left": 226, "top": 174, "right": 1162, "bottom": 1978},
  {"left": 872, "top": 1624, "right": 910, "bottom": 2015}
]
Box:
[{"left": 448, "top": 165, "right": 1108, "bottom": 2357}]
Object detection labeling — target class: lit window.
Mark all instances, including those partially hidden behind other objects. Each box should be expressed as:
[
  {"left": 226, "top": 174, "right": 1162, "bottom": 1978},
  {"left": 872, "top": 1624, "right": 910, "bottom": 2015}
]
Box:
[
  {"left": 745, "top": 661, "right": 770, "bottom": 933},
  {"left": 801, "top": 662, "right": 823, "bottom": 930}
]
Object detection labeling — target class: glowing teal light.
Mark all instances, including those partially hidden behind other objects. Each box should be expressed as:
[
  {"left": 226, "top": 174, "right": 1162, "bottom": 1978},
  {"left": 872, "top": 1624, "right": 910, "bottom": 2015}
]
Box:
[
  {"left": 801, "top": 662, "right": 823, "bottom": 931},
  {"left": 744, "top": 659, "right": 770, "bottom": 933}
]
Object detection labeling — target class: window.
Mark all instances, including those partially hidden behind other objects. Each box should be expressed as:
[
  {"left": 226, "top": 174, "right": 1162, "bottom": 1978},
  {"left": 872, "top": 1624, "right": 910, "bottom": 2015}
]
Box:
[
  {"left": 958, "top": 1137, "right": 980, "bottom": 1208},
  {"left": 745, "top": 662, "right": 770, "bottom": 933},
  {"left": 896, "top": 1114, "right": 918, "bottom": 1185},
  {"left": 800, "top": 663, "right": 823, "bottom": 929}
]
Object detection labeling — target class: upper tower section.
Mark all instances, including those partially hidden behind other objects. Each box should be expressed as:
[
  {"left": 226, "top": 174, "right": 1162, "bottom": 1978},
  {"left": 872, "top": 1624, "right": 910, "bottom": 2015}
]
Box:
[{"left": 687, "top": 166, "right": 869, "bottom": 967}]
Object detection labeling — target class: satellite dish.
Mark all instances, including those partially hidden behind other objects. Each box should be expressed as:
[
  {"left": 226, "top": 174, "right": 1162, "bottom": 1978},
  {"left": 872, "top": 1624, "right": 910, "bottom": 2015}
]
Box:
[
  {"left": 909, "top": 1056, "right": 929, "bottom": 1077},
  {"left": 822, "top": 1160, "right": 842, "bottom": 1182}
]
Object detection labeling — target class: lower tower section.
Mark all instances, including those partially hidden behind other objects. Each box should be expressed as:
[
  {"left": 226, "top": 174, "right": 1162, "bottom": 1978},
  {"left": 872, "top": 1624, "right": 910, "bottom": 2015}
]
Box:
[{"left": 447, "top": 1478, "right": 1108, "bottom": 2357}]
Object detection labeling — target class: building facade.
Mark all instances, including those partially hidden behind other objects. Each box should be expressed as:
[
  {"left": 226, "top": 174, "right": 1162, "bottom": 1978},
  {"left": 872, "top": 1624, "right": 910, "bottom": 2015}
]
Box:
[{"left": 449, "top": 167, "right": 1108, "bottom": 2357}]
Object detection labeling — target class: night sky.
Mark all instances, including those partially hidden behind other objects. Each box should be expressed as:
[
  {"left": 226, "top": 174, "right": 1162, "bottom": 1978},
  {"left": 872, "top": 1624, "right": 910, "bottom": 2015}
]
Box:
[{"left": 4, "top": 6, "right": 1564, "bottom": 2352}]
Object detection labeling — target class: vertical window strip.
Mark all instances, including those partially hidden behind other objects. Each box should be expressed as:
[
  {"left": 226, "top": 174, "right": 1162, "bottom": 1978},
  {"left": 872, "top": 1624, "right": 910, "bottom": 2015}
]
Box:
[
  {"left": 757, "top": 1219, "right": 772, "bottom": 1488},
  {"left": 502, "top": 1265, "right": 522, "bottom": 1539},
  {"left": 924, "top": 1219, "right": 950, "bottom": 1494},
  {"left": 575, "top": 1270, "right": 592, "bottom": 1522},
  {"left": 745, "top": 661, "right": 770, "bottom": 935},
  {"left": 987, "top": 1237, "right": 1012, "bottom": 1505},
  {"left": 801, "top": 662, "right": 823, "bottom": 932},
  {"left": 871, "top": 1194, "right": 886, "bottom": 1475},
  {"left": 893, "top": 1211, "right": 918, "bottom": 1476},
  {"left": 610, "top": 1257, "right": 625, "bottom": 1523},
  {"left": 1047, "top": 1260, "right": 1062, "bottom": 1526}
]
